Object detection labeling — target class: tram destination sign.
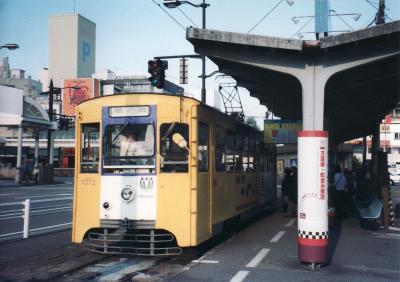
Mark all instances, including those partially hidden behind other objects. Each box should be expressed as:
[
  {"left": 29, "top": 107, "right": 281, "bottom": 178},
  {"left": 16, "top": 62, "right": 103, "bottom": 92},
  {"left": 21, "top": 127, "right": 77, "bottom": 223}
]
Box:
[{"left": 264, "top": 120, "right": 302, "bottom": 144}]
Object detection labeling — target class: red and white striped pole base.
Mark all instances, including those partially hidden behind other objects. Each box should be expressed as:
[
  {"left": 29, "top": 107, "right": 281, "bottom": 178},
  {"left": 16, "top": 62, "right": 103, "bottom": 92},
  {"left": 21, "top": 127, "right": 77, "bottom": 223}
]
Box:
[{"left": 297, "top": 130, "right": 329, "bottom": 264}]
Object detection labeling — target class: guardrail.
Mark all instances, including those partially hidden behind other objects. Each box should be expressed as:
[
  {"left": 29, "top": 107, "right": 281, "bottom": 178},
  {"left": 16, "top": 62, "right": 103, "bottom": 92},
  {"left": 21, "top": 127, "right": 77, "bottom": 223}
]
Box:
[{"left": 0, "top": 197, "right": 73, "bottom": 242}]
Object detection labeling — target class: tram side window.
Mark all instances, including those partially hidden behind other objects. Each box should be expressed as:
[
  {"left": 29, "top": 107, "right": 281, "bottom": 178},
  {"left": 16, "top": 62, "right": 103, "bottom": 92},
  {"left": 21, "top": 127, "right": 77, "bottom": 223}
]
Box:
[
  {"left": 81, "top": 123, "right": 100, "bottom": 173},
  {"left": 226, "top": 130, "right": 235, "bottom": 172},
  {"left": 242, "top": 136, "right": 249, "bottom": 172},
  {"left": 235, "top": 134, "right": 243, "bottom": 172},
  {"left": 160, "top": 123, "right": 189, "bottom": 173},
  {"left": 215, "top": 126, "right": 226, "bottom": 172},
  {"left": 248, "top": 135, "right": 256, "bottom": 172},
  {"left": 198, "top": 123, "right": 209, "bottom": 172}
]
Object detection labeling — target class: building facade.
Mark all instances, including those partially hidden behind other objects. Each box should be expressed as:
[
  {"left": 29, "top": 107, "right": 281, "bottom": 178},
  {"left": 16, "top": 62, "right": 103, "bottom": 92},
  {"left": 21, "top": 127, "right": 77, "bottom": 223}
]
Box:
[
  {"left": 0, "top": 57, "right": 43, "bottom": 98},
  {"left": 49, "top": 14, "right": 96, "bottom": 87}
]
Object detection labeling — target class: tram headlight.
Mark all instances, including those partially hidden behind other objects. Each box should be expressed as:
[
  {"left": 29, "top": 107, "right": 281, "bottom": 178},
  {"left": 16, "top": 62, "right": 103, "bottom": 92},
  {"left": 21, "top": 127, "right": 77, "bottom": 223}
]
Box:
[{"left": 103, "top": 202, "right": 110, "bottom": 209}]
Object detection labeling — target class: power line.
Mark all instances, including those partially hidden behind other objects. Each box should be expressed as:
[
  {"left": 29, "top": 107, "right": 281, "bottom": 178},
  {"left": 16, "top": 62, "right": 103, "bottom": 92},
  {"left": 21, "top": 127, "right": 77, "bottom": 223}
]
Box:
[
  {"left": 290, "top": 16, "right": 313, "bottom": 38},
  {"left": 150, "top": 0, "right": 186, "bottom": 31},
  {"left": 365, "top": 0, "right": 393, "bottom": 22},
  {"left": 330, "top": 10, "right": 354, "bottom": 31},
  {"left": 247, "top": 0, "right": 284, "bottom": 34},
  {"left": 177, "top": 7, "right": 198, "bottom": 28}
]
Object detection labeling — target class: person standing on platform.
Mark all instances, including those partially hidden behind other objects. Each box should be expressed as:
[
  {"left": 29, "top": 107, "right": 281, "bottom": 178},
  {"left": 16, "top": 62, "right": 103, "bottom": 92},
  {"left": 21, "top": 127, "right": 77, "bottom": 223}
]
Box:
[
  {"left": 286, "top": 167, "right": 298, "bottom": 217},
  {"left": 334, "top": 164, "right": 348, "bottom": 219},
  {"left": 281, "top": 167, "right": 292, "bottom": 213}
]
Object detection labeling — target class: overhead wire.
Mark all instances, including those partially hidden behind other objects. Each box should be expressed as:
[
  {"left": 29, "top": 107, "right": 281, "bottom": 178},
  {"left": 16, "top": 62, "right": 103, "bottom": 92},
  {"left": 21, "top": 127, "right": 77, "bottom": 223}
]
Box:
[
  {"left": 150, "top": 0, "right": 186, "bottom": 31},
  {"left": 177, "top": 7, "right": 198, "bottom": 28},
  {"left": 247, "top": 0, "right": 284, "bottom": 34},
  {"left": 365, "top": 0, "right": 393, "bottom": 22},
  {"left": 330, "top": 10, "right": 354, "bottom": 31}
]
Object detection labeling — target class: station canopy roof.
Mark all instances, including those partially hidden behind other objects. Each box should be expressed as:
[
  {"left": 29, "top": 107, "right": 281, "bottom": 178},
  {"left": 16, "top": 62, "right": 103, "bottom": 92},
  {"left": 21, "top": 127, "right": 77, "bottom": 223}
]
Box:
[
  {"left": 187, "top": 21, "right": 400, "bottom": 144},
  {"left": 0, "top": 85, "right": 51, "bottom": 130}
]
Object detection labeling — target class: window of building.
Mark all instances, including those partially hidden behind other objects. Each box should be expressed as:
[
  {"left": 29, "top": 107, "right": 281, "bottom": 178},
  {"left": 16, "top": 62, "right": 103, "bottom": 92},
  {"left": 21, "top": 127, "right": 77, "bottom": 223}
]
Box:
[
  {"left": 81, "top": 123, "right": 100, "bottom": 173},
  {"left": 160, "top": 123, "right": 189, "bottom": 173},
  {"left": 198, "top": 123, "right": 209, "bottom": 172},
  {"left": 215, "top": 126, "right": 225, "bottom": 172},
  {"left": 395, "top": 132, "right": 400, "bottom": 140},
  {"left": 392, "top": 106, "right": 400, "bottom": 118}
]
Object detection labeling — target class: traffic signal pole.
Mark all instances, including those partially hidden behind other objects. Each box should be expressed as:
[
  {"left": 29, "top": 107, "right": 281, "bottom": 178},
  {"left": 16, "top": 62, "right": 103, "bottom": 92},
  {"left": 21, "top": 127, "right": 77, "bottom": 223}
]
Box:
[
  {"left": 201, "top": 0, "right": 206, "bottom": 104},
  {"left": 162, "top": 0, "right": 209, "bottom": 104}
]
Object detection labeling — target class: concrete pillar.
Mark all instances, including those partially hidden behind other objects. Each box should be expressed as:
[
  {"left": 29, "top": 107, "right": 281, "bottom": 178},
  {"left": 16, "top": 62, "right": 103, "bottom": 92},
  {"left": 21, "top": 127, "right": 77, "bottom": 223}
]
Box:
[
  {"left": 297, "top": 63, "right": 330, "bottom": 265},
  {"left": 298, "top": 131, "right": 329, "bottom": 264},
  {"left": 15, "top": 126, "right": 23, "bottom": 184},
  {"left": 372, "top": 123, "right": 381, "bottom": 154}
]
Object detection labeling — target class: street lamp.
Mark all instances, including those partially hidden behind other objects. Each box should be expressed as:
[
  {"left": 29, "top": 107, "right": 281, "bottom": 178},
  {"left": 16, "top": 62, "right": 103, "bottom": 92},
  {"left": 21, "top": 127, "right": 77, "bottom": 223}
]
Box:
[
  {"left": 163, "top": 0, "right": 209, "bottom": 104},
  {"left": 40, "top": 79, "right": 80, "bottom": 183},
  {"left": 0, "top": 43, "right": 19, "bottom": 50}
]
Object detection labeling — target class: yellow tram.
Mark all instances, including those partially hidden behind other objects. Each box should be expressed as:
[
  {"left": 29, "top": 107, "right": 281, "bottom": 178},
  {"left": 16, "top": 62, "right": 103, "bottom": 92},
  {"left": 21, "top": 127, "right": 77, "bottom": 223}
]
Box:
[{"left": 72, "top": 93, "right": 276, "bottom": 255}]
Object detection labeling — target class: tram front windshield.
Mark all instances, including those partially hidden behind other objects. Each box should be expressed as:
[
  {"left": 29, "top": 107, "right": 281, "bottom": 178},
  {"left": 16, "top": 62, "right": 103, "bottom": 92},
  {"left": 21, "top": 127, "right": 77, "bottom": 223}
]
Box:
[{"left": 103, "top": 123, "right": 155, "bottom": 167}]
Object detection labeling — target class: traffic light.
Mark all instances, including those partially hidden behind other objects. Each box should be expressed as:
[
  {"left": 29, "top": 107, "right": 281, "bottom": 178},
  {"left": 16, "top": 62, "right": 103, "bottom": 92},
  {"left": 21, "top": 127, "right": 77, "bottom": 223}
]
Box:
[
  {"left": 148, "top": 59, "right": 168, "bottom": 89},
  {"left": 59, "top": 117, "right": 72, "bottom": 130},
  {"left": 59, "top": 117, "right": 66, "bottom": 130},
  {"left": 64, "top": 118, "right": 71, "bottom": 130}
]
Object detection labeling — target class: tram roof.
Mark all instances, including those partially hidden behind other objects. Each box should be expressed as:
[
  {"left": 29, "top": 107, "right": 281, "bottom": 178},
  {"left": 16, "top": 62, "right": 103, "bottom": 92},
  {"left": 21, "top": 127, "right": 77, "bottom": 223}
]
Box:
[{"left": 77, "top": 92, "right": 261, "bottom": 132}]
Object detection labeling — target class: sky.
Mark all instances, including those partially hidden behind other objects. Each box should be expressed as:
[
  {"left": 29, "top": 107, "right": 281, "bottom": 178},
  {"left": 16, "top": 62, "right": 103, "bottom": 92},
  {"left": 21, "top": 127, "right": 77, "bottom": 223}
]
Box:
[{"left": 1, "top": 0, "right": 399, "bottom": 126}]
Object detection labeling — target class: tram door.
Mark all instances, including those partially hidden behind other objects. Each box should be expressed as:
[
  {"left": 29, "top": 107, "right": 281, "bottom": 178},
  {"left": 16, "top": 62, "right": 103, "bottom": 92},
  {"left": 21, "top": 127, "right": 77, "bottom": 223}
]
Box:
[{"left": 197, "top": 122, "right": 211, "bottom": 241}]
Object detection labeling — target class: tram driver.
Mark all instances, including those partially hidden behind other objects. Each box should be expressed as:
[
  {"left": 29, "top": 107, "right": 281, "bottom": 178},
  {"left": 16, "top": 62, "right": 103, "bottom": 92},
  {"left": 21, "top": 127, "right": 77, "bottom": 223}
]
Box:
[{"left": 119, "top": 132, "right": 137, "bottom": 156}]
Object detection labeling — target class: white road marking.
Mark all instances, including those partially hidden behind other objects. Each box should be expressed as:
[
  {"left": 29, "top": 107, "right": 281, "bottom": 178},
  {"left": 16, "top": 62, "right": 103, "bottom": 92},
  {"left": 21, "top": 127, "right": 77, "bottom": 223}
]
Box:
[
  {"left": 230, "top": 270, "right": 250, "bottom": 282},
  {"left": 372, "top": 232, "right": 400, "bottom": 238},
  {"left": 192, "top": 259, "right": 219, "bottom": 264},
  {"left": 285, "top": 218, "right": 296, "bottom": 227},
  {"left": 0, "top": 222, "right": 71, "bottom": 238},
  {"left": 270, "top": 231, "right": 286, "bottom": 243},
  {"left": 388, "top": 226, "right": 400, "bottom": 231},
  {"left": 246, "top": 248, "right": 270, "bottom": 268},
  {"left": 0, "top": 193, "right": 20, "bottom": 197},
  {"left": 14, "top": 193, "right": 72, "bottom": 199}
]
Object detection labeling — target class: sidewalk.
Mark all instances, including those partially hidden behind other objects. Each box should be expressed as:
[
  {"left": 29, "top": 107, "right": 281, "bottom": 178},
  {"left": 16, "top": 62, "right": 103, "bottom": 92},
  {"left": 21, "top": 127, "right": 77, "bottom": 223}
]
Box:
[{"left": 164, "top": 212, "right": 400, "bottom": 282}]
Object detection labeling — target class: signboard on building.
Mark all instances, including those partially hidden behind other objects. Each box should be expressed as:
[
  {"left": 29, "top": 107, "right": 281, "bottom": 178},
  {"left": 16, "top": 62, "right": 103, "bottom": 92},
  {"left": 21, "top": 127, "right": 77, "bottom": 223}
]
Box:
[
  {"left": 49, "top": 14, "right": 96, "bottom": 87},
  {"left": 62, "top": 78, "right": 100, "bottom": 116},
  {"left": 264, "top": 120, "right": 302, "bottom": 144}
]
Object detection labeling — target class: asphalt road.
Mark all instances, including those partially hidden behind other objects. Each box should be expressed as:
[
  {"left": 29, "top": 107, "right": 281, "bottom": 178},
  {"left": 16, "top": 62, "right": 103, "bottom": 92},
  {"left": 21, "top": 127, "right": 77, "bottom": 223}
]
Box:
[{"left": 0, "top": 179, "right": 73, "bottom": 241}]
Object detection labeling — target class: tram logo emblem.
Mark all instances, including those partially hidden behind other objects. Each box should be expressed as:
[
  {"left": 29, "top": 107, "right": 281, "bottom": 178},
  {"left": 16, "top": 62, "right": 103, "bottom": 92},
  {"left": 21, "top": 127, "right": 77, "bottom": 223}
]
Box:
[
  {"left": 140, "top": 177, "right": 154, "bottom": 190},
  {"left": 121, "top": 185, "right": 135, "bottom": 203}
]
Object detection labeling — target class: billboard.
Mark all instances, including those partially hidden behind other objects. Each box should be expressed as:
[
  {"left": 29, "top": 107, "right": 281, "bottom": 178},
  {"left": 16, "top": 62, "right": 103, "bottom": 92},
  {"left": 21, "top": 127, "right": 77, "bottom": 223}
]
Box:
[
  {"left": 62, "top": 78, "right": 100, "bottom": 116},
  {"left": 264, "top": 120, "right": 302, "bottom": 144}
]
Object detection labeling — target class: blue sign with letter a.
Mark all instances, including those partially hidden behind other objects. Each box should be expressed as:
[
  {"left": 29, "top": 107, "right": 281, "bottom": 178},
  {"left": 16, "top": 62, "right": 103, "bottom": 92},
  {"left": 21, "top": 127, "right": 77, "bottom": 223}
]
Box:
[{"left": 82, "top": 42, "right": 91, "bottom": 62}]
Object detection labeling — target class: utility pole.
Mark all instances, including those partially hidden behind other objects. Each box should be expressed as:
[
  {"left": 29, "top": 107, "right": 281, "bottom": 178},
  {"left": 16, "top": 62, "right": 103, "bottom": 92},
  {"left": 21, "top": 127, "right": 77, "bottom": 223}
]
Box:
[
  {"left": 376, "top": 0, "right": 385, "bottom": 25},
  {"left": 163, "top": 0, "right": 209, "bottom": 104},
  {"left": 47, "top": 79, "right": 54, "bottom": 183}
]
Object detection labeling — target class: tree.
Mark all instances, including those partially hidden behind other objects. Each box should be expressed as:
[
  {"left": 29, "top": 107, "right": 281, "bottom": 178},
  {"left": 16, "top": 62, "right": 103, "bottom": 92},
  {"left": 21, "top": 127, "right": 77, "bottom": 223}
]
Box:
[{"left": 245, "top": 117, "right": 260, "bottom": 130}]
